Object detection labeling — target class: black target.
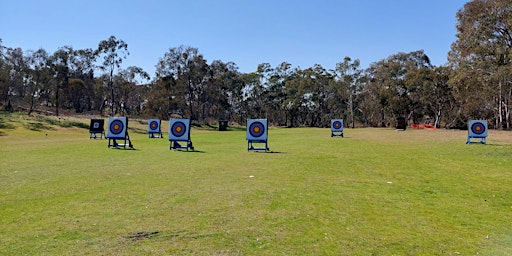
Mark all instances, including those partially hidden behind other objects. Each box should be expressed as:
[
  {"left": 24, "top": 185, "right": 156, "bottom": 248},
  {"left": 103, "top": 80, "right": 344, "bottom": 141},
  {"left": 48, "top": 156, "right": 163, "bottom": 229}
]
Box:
[
  {"left": 171, "top": 121, "right": 187, "bottom": 137},
  {"left": 109, "top": 120, "right": 124, "bottom": 135},
  {"left": 471, "top": 122, "right": 486, "bottom": 135},
  {"left": 249, "top": 122, "right": 265, "bottom": 138}
]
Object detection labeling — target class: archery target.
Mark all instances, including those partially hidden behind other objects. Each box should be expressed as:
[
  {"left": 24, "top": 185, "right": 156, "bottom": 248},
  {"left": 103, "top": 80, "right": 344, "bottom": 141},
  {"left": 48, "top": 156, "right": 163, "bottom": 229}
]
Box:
[
  {"left": 89, "top": 119, "right": 104, "bottom": 133},
  {"left": 468, "top": 120, "right": 488, "bottom": 137},
  {"left": 246, "top": 119, "right": 267, "bottom": 141},
  {"left": 106, "top": 117, "right": 128, "bottom": 139},
  {"left": 331, "top": 119, "right": 344, "bottom": 132},
  {"left": 168, "top": 118, "right": 190, "bottom": 141},
  {"left": 147, "top": 119, "right": 161, "bottom": 133}
]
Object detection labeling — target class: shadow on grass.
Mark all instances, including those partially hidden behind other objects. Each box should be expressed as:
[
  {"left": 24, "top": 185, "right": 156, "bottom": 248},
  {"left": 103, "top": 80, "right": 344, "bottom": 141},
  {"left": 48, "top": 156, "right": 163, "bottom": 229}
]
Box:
[
  {"left": 249, "top": 150, "right": 285, "bottom": 154},
  {"left": 25, "top": 121, "right": 56, "bottom": 131},
  {"left": 35, "top": 116, "right": 89, "bottom": 129},
  {"left": 170, "top": 150, "right": 206, "bottom": 153}
]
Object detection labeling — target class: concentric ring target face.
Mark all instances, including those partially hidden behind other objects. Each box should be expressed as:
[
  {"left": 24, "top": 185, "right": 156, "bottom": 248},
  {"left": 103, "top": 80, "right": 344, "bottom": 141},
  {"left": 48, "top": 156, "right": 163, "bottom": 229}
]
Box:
[
  {"left": 171, "top": 122, "right": 187, "bottom": 137},
  {"left": 249, "top": 122, "right": 265, "bottom": 138},
  {"left": 471, "top": 122, "right": 485, "bottom": 135},
  {"left": 150, "top": 121, "right": 158, "bottom": 130},
  {"left": 148, "top": 119, "right": 160, "bottom": 132},
  {"left": 468, "top": 120, "right": 488, "bottom": 137},
  {"left": 246, "top": 119, "right": 268, "bottom": 141},
  {"left": 331, "top": 119, "right": 343, "bottom": 132},
  {"left": 93, "top": 122, "right": 100, "bottom": 129},
  {"left": 110, "top": 120, "right": 124, "bottom": 135},
  {"left": 168, "top": 118, "right": 190, "bottom": 141}
]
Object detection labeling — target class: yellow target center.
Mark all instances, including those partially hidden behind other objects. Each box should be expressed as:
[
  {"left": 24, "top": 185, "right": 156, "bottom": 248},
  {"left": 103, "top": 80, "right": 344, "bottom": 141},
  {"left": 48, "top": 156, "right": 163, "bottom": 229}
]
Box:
[
  {"left": 476, "top": 126, "right": 481, "bottom": 131},
  {"left": 253, "top": 127, "right": 260, "bottom": 133},
  {"left": 176, "top": 126, "right": 182, "bottom": 133},
  {"left": 114, "top": 124, "right": 120, "bottom": 130}
]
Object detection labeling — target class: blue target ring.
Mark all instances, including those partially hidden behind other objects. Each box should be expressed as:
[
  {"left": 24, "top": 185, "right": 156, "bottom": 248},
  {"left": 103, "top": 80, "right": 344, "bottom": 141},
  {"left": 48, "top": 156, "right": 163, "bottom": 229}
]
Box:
[
  {"left": 171, "top": 121, "right": 187, "bottom": 137},
  {"left": 249, "top": 122, "right": 265, "bottom": 138},
  {"left": 471, "top": 122, "right": 486, "bottom": 135},
  {"left": 109, "top": 120, "right": 124, "bottom": 135}
]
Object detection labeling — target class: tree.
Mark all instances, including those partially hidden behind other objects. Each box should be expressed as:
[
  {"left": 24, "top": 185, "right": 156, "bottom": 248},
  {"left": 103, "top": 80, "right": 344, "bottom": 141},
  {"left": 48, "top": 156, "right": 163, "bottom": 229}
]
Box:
[
  {"left": 156, "top": 46, "right": 208, "bottom": 121},
  {"left": 361, "top": 50, "right": 432, "bottom": 127},
  {"left": 26, "top": 48, "right": 51, "bottom": 115},
  {"left": 96, "top": 36, "right": 129, "bottom": 116},
  {"left": 449, "top": 0, "right": 512, "bottom": 128},
  {"left": 333, "top": 57, "right": 363, "bottom": 128}
]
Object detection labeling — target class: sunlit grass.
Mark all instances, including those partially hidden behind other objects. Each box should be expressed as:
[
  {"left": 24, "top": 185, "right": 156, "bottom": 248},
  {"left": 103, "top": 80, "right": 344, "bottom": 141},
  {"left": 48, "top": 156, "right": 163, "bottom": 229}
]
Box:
[{"left": 1, "top": 112, "right": 512, "bottom": 255}]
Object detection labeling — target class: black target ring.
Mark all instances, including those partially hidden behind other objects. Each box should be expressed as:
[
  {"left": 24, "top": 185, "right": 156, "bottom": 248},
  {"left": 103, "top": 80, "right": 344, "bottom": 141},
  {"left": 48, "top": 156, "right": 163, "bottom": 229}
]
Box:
[
  {"left": 109, "top": 120, "right": 124, "bottom": 135},
  {"left": 332, "top": 121, "right": 342, "bottom": 129},
  {"left": 171, "top": 121, "right": 187, "bottom": 137},
  {"left": 149, "top": 121, "right": 159, "bottom": 130},
  {"left": 471, "top": 122, "right": 486, "bottom": 135},
  {"left": 249, "top": 122, "right": 265, "bottom": 138}
]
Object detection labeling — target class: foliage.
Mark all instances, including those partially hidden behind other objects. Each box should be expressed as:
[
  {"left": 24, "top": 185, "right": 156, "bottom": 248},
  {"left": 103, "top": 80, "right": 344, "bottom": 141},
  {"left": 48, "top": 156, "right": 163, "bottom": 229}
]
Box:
[{"left": 0, "top": 0, "right": 511, "bottom": 128}]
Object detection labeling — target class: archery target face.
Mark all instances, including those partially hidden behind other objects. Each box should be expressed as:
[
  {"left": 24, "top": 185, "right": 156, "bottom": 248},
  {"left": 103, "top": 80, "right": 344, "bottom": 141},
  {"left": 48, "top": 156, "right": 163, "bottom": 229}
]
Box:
[
  {"left": 468, "top": 120, "right": 488, "bottom": 137},
  {"left": 168, "top": 118, "right": 190, "bottom": 141},
  {"left": 331, "top": 119, "right": 344, "bottom": 132},
  {"left": 246, "top": 119, "right": 268, "bottom": 141},
  {"left": 89, "top": 119, "right": 104, "bottom": 133},
  {"left": 148, "top": 119, "right": 161, "bottom": 133},
  {"left": 106, "top": 117, "right": 128, "bottom": 139}
]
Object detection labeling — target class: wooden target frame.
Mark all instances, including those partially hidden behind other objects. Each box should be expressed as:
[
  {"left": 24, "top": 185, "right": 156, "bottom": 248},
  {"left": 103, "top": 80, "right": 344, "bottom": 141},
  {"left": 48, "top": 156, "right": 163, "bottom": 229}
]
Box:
[
  {"left": 89, "top": 119, "right": 105, "bottom": 139},
  {"left": 106, "top": 117, "right": 133, "bottom": 149},
  {"left": 168, "top": 118, "right": 194, "bottom": 151},
  {"left": 331, "top": 119, "right": 344, "bottom": 137},
  {"left": 246, "top": 119, "right": 269, "bottom": 151},
  {"left": 467, "top": 120, "right": 488, "bottom": 144},
  {"left": 147, "top": 119, "right": 163, "bottom": 138}
]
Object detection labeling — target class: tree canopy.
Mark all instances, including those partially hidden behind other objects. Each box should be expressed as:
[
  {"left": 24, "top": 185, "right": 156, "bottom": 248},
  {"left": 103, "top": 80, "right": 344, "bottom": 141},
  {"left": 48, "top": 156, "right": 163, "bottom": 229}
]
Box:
[{"left": 1, "top": 0, "right": 511, "bottom": 129}]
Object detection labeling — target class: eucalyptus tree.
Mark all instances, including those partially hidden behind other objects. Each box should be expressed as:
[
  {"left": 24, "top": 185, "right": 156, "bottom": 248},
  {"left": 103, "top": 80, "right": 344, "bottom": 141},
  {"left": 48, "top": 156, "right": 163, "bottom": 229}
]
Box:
[
  {"left": 448, "top": 0, "right": 512, "bottom": 128},
  {"left": 96, "top": 36, "right": 129, "bottom": 115},
  {"left": 49, "top": 46, "right": 74, "bottom": 116},
  {"left": 155, "top": 46, "right": 208, "bottom": 121},
  {"left": 0, "top": 39, "right": 9, "bottom": 104},
  {"left": 26, "top": 48, "right": 51, "bottom": 115},
  {"left": 2, "top": 47, "right": 28, "bottom": 107},
  {"left": 114, "top": 66, "right": 150, "bottom": 115},
  {"left": 361, "top": 50, "right": 432, "bottom": 127},
  {"left": 206, "top": 60, "right": 240, "bottom": 122},
  {"left": 333, "top": 57, "right": 362, "bottom": 128}
]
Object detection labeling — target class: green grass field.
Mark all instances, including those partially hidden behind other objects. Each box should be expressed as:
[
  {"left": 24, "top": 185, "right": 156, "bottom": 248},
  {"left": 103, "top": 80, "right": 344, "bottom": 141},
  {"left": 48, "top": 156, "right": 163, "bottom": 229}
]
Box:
[{"left": 1, "top": 112, "right": 512, "bottom": 255}]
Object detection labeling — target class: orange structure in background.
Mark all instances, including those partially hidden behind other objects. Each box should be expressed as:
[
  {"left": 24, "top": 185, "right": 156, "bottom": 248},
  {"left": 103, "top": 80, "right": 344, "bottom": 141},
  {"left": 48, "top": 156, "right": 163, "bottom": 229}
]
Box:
[{"left": 410, "top": 124, "right": 436, "bottom": 130}]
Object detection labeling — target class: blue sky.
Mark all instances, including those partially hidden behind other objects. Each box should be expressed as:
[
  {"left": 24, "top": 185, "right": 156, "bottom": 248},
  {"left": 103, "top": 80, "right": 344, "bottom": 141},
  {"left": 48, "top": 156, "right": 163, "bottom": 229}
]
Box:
[{"left": 1, "top": 0, "right": 468, "bottom": 77}]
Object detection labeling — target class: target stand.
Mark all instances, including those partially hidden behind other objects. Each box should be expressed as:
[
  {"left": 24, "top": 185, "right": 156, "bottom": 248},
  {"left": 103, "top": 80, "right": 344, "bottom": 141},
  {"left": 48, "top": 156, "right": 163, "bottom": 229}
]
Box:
[
  {"left": 147, "top": 119, "right": 163, "bottom": 138},
  {"left": 466, "top": 120, "right": 488, "bottom": 144},
  {"left": 331, "top": 119, "right": 344, "bottom": 137},
  {"left": 89, "top": 119, "right": 105, "bottom": 139},
  {"left": 106, "top": 117, "right": 133, "bottom": 149},
  {"left": 168, "top": 118, "right": 194, "bottom": 151},
  {"left": 247, "top": 119, "right": 269, "bottom": 151}
]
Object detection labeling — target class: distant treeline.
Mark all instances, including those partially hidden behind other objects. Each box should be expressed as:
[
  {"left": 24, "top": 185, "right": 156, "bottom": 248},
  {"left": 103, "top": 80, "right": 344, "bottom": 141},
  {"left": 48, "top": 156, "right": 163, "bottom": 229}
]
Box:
[{"left": 1, "top": 0, "right": 511, "bottom": 129}]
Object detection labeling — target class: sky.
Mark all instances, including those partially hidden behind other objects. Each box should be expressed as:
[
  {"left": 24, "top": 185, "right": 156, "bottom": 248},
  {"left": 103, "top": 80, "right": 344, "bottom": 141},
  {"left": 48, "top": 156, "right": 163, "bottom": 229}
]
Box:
[{"left": 0, "top": 0, "right": 469, "bottom": 78}]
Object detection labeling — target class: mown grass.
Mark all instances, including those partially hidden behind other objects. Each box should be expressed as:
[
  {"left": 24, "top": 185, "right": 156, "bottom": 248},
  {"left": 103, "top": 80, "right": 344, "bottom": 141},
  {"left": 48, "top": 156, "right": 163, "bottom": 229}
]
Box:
[{"left": 1, "top": 112, "right": 512, "bottom": 255}]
